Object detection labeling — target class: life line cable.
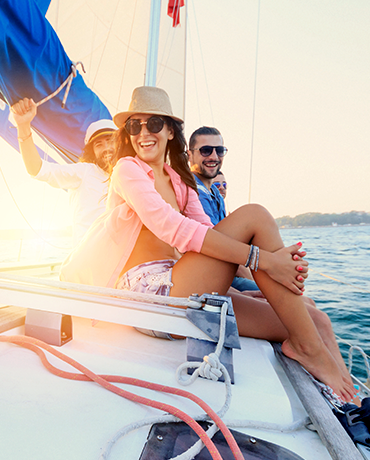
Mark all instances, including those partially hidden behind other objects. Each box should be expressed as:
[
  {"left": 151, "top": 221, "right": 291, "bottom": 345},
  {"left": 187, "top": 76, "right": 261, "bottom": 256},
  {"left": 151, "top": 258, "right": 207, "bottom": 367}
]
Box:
[{"left": 0, "top": 334, "right": 244, "bottom": 460}]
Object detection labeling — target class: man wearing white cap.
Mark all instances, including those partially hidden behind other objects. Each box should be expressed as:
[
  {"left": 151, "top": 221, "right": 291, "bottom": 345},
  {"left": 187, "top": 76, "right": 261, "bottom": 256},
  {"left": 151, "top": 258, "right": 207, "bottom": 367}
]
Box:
[{"left": 11, "top": 97, "right": 117, "bottom": 246}]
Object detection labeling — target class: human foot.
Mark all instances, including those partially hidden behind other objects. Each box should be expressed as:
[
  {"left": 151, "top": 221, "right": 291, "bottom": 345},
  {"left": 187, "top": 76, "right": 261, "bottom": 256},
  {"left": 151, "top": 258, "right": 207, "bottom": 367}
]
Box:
[{"left": 281, "top": 338, "right": 356, "bottom": 402}]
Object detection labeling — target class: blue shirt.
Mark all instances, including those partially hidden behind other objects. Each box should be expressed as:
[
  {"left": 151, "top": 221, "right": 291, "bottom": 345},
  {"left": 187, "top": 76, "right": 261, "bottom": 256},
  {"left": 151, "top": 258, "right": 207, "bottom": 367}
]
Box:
[
  {"left": 193, "top": 174, "right": 226, "bottom": 226},
  {"left": 193, "top": 174, "right": 259, "bottom": 292}
]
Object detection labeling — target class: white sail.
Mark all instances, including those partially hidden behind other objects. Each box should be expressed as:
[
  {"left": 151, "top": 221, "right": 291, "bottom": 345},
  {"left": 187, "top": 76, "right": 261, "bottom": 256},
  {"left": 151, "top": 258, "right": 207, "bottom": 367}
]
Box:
[{"left": 46, "top": 0, "right": 186, "bottom": 119}]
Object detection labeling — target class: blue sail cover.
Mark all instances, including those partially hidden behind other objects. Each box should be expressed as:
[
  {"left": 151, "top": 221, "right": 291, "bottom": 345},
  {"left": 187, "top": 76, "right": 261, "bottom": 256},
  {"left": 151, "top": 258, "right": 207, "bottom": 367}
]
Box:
[{"left": 0, "top": 0, "right": 111, "bottom": 163}]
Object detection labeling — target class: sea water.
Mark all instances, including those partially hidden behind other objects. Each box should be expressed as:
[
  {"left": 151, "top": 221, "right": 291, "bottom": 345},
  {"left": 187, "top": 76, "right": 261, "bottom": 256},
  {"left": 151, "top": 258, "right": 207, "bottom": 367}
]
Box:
[
  {"left": 0, "top": 226, "right": 369, "bottom": 380},
  {"left": 281, "top": 225, "right": 370, "bottom": 380}
]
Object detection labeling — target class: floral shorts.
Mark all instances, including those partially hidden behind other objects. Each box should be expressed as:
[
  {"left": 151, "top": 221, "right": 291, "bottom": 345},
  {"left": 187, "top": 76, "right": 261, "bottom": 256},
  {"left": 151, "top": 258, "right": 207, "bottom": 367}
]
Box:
[
  {"left": 116, "top": 259, "right": 177, "bottom": 340},
  {"left": 116, "top": 259, "right": 176, "bottom": 295}
]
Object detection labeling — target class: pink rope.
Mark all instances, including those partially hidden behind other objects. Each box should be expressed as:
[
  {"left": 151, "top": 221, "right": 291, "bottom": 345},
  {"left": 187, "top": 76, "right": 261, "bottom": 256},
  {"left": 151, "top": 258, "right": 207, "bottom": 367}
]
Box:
[{"left": 0, "top": 335, "right": 244, "bottom": 459}]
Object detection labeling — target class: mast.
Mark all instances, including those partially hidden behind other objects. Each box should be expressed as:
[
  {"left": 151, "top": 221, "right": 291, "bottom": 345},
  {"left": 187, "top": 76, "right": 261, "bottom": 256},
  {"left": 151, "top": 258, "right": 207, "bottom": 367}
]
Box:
[{"left": 145, "top": 0, "right": 162, "bottom": 87}]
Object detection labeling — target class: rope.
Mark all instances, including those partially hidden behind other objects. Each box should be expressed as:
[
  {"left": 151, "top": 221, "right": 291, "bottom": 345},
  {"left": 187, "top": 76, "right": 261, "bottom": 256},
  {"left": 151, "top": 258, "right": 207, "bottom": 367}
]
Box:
[
  {"left": 187, "top": 2, "right": 202, "bottom": 125},
  {"left": 0, "top": 335, "right": 243, "bottom": 460},
  {"left": 173, "top": 302, "right": 234, "bottom": 459},
  {"left": 190, "top": 0, "right": 214, "bottom": 125},
  {"left": 348, "top": 345, "right": 370, "bottom": 386},
  {"left": 35, "top": 62, "right": 85, "bottom": 109},
  {"left": 99, "top": 298, "right": 308, "bottom": 459},
  {"left": 116, "top": 0, "right": 138, "bottom": 112},
  {"left": 0, "top": 273, "right": 202, "bottom": 309},
  {"left": 1, "top": 62, "right": 84, "bottom": 248},
  {"left": 176, "top": 302, "right": 231, "bottom": 385},
  {"left": 100, "top": 413, "right": 310, "bottom": 460},
  {"left": 248, "top": 0, "right": 261, "bottom": 204}
]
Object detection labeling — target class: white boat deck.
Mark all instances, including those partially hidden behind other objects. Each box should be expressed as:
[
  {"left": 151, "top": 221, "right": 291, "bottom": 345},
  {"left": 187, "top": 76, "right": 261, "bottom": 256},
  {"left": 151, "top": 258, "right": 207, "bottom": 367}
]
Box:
[{"left": 0, "top": 316, "right": 331, "bottom": 460}]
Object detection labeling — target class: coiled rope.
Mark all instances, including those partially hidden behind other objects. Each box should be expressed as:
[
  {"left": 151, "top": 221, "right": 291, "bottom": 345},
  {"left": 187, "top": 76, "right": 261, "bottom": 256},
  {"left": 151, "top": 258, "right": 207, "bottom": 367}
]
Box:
[
  {"left": 99, "top": 300, "right": 307, "bottom": 460},
  {"left": 176, "top": 302, "right": 231, "bottom": 386}
]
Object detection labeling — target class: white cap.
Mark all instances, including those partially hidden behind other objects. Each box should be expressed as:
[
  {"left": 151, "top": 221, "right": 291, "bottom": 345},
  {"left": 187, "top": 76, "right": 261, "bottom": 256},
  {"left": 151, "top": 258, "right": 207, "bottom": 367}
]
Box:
[{"left": 84, "top": 119, "right": 117, "bottom": 145}]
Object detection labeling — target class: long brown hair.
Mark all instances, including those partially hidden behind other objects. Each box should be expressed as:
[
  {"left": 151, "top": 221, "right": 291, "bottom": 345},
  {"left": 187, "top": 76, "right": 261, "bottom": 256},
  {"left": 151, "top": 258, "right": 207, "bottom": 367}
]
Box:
[{"left": 111, "top": 116, "right": 198, "bottom": 194}]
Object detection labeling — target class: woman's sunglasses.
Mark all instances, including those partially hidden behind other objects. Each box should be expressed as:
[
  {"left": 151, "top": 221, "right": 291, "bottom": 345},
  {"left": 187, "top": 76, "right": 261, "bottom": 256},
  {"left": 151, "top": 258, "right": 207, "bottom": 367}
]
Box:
[
  {"left": 191, "top": 146, "right": 228, "bottom": 157},
  {"left": 125, "top": 116, "right": 165, "bottom": 136},
  {"left": 214, "top": 181, "right": 227, "bottom": 190}
]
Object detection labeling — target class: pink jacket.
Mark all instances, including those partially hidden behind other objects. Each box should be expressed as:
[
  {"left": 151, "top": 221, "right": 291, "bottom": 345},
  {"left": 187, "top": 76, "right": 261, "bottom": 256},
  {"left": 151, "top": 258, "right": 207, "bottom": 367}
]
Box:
[{"left": 60, "top": 156, "right": 213, "bottom": 287}]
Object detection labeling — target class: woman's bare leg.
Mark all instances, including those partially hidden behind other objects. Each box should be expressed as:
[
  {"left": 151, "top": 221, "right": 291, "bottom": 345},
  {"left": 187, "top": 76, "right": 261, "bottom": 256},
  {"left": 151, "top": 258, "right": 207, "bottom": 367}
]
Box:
[{"left": 170, "top": 204, "right": 355, "bottom": 401}]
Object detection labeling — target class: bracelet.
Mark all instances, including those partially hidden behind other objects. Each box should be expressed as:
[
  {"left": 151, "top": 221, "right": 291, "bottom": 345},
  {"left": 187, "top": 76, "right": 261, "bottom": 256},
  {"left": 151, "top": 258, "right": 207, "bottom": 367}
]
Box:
[
  {"left": 244, "top": 244, "right": 254, "bottom": 268},
  {"left": 245, "top": 244, "right": 260, "bottom": 272},
  {"left": 250, "top": 246, "right": 259, "bottom": 272},
  {"left": 18, "top": 132, "right": 32, "bottom": 143}
]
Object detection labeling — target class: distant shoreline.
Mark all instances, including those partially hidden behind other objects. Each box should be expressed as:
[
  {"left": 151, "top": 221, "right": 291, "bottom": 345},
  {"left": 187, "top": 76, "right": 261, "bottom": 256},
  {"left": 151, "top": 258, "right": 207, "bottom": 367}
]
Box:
[{"left": 280, "top": 223, "right": 370, "bottom": 229}]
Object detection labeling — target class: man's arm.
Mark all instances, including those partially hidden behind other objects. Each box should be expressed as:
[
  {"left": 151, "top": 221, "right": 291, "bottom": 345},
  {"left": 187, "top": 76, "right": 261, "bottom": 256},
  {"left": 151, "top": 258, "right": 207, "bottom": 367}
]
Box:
[{"left": 11, "top": 98, "right": 42, "bottom": 176}]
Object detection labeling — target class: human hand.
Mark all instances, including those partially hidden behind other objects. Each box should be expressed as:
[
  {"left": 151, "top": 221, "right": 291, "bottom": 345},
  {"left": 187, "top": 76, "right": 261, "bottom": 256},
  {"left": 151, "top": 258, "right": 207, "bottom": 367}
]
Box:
[
  {"left": 241, "top": 290, "right": 266, "bottom": 300},
  {"left": 11, "top": 98, "right": 37, "bottom": 127},
  {"left": 263, "top": 242, "right": 308, "bottom": 295},
  {"left": 292, "top": 246, "right": 308, "bottom": 285}
]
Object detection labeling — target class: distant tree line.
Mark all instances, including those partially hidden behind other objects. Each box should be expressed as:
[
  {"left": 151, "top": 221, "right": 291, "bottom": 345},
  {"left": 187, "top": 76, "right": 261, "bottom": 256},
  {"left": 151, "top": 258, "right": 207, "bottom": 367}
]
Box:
[{"left": 276, "top": 211, "right": 370, "bottom": 228}]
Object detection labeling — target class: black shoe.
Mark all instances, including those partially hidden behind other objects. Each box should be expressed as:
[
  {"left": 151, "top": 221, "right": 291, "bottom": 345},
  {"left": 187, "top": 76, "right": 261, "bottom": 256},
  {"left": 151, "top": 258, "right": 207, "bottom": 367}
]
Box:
[{"left": 334, "top": 399, "right": 370, "bottom": 447}]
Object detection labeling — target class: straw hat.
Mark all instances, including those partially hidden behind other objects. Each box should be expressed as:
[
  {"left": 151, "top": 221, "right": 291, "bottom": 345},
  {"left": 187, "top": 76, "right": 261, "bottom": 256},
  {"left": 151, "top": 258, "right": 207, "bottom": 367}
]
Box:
[
  {"left": 84, "top": 119, "right": 117, "bottom": 145},
  {"left": 113, "top": 86, "right": 184, "bottom": 128}
]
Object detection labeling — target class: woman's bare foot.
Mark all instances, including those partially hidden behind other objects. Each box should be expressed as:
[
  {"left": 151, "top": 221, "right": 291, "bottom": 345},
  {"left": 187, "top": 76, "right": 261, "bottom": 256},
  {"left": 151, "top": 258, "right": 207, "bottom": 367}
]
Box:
[{"left": 281, "top": 338, "right": 356, "bottom": 402}]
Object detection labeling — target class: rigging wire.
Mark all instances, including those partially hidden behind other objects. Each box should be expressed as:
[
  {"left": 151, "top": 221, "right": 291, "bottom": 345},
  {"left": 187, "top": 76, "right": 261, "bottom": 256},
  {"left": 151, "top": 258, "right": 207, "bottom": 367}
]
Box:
[
  {"left": 187, "top": 1, "right": 202, "bottom": 125},
  {"left": 156, "top": 8, "right": 178, "bottom": 86},
  {"left": 90, "top": 0, "right": 122, "bottom": 102},
  {"left": 117, "top": 0, "right": 140, "bottom": 111},
  {"left": 190, "top": 0, "right": 214, "bottom": 125},
  {"left": 248, "top": 0, "right": 261, "bottom": 204}
]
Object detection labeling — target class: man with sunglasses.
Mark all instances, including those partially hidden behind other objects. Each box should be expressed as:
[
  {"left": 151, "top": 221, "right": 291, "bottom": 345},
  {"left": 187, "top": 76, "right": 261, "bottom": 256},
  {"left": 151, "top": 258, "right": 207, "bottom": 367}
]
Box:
[
  {"left": 11, "top": 97, "right": 117, "bottom": 246},
  {"left": 188, "top": 126, "right": 260, "bottom": 294},
  {"left": 213, "top": 171, "right": 227, "bottom": 200},
  {"left": 187, "top": 126, "right": 227, "bottom": 226}
]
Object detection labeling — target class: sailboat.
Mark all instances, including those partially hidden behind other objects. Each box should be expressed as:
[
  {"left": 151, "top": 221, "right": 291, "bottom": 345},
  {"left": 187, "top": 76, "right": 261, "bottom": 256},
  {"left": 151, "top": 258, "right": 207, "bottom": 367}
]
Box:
[{"left": 0, "top": 1, "right": 370, "bottom": 459}]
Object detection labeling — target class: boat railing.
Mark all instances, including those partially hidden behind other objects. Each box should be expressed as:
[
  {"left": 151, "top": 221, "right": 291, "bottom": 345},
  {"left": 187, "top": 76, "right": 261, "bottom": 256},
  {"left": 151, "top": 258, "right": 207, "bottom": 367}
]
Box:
[{"left": 0, "top": 271, "right": 217, "bottom": 341}]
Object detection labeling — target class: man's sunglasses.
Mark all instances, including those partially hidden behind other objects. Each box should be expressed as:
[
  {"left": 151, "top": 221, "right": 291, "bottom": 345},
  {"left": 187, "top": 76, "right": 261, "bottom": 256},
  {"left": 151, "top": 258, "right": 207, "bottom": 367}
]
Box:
[
  {"left": 191, "top": 146, "right": 228, "bottom": 157},
  {"left": 214, "top": 181, "right": 227, "bottom": 190},
  {"left": 125, "top": 116, "right": 165, "bottom": 136}
]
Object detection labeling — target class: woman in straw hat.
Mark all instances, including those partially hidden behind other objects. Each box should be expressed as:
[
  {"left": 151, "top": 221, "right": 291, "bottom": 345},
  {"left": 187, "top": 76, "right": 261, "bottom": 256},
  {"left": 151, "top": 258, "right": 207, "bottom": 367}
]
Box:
[{"left": 61, "top": 86, "right": 355, "bottom": 401}]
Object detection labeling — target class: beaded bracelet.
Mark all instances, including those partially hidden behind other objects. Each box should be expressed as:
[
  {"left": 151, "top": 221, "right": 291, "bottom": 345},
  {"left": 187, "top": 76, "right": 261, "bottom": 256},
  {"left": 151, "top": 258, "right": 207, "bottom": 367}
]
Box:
[
  {"left": 245, "top": 244, "right": 260, "bottom": 272},
  {"left": 18, "top": 132, "right": 32, "bottom": 143}
]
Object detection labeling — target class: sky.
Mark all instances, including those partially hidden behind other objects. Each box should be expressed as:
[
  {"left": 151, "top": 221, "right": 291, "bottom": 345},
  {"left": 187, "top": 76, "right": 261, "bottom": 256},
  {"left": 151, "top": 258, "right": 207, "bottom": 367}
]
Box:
[{"left": 1, "top": 0, "right": 369, "bottom": 232}]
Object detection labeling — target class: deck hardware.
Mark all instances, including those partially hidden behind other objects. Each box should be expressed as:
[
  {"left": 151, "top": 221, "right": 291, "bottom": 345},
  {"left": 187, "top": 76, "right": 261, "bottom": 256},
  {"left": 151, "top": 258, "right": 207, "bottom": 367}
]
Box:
[
  {"left": 186, "top": 293, "right": 241, "bottom": 384},
  {"left": 25, "top": 309, "right": 72, "bottom": 346}
]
